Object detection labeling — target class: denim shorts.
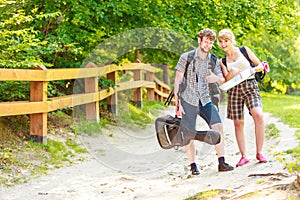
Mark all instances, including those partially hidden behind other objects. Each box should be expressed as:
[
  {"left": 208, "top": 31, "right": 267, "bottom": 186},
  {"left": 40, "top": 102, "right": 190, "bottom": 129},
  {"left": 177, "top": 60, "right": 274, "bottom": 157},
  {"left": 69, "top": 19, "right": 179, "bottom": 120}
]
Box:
[{"left": 180, "top": 99, "right": 221, "bottom": 131}]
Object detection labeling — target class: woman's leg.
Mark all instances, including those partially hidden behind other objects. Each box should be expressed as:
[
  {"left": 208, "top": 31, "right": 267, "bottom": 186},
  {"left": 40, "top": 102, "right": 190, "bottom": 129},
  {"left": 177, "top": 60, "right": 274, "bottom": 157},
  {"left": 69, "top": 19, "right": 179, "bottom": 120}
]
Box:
[
  {"left": 250, "top": 107, "right": 265, "bottom": 154},
  {"left": 233, "top": 119, "right": 246, "bottom": 157},
  {"left": 234, "top": 119, "right": 250, "bottom": 166}
]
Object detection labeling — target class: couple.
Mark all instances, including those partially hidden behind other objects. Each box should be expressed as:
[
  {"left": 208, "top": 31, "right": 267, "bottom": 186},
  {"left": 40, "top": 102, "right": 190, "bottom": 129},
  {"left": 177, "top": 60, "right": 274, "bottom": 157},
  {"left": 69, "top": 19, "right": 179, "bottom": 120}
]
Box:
[{"left": 173, "top": 28, "right": 267, "bottom": 175}]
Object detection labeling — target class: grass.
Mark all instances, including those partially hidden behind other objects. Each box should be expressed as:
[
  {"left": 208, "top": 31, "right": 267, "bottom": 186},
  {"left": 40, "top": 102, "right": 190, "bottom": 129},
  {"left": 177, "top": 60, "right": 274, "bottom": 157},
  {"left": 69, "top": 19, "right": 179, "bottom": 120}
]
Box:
[
  {"left": 261, "top": 92, "right": 300, "bottom": 129},
  {"left": 0, "top": 136, "right": 87, "bottom": 186},
  {"left": 265, "top": 123, "right": 280, "bottom": 139},
  {"left": 116, "top": 100, "right": 166, "bottom": 129},
  {"left": 261, "top": 92, "right": 300, "bottom": 173},
  {"left": 0, "top": 111, "right": 88, "bottom": 186},
  {"left": 71, "top": 100, "right": 166, "bottom": 136},
  {"left": 185, "top": 189, "right": 232, "bottom": 200}
]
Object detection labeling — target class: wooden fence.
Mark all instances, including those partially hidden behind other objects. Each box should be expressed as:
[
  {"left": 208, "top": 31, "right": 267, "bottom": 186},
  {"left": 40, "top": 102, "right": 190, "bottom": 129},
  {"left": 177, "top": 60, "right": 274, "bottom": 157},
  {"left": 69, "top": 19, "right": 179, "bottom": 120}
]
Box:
[{"left": 0, "top": 62, "right": 171, "bottom": 143}]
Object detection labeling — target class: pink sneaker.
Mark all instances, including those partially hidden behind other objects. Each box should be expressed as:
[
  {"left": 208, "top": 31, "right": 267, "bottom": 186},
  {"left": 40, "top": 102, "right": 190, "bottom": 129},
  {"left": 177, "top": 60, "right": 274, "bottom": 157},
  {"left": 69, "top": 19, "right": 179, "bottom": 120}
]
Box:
[
  {"left": 236, "top": 157, "right": 249, "bottom": 167},
  {"left": 256, "top": 153, "right": 267, "bottom": 163}
]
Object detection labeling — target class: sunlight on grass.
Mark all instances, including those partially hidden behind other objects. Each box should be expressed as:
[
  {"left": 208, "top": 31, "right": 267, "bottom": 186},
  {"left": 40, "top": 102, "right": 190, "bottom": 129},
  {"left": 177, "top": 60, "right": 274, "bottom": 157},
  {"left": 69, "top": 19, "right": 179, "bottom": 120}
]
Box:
[
  {"left": 266, "top": 123, "right": 280, "bottom": 139},
  {"left": 261, "top": 92, "right": 300, "bottom": 173},
  {"left": 261, "top": 92, "right": 300, "bottom": 129},
  {"left": 117, "top": 100, "right": 165, "bottom": 129},
  {"left": 186, "top": 189, "right": 233, "bottom": 200}
]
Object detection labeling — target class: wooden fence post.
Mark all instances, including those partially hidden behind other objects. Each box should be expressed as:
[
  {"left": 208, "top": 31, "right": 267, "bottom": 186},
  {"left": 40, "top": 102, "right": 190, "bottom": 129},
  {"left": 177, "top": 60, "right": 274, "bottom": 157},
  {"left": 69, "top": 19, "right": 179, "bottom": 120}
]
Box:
[
  {"left": 106, "top": 71, "right": 117, "bottom": 114},
  {"left": 30, "top": 65, "right": 48, "bottom": 143},
  {"left": 146, "top": 71, "right": 155, "bottom": 101},
  {"left": 85, "top": 62, "right": 99, "bottom": 122},
  {"left": 133, "top": 69, "right": 142, "bottom": 107}
]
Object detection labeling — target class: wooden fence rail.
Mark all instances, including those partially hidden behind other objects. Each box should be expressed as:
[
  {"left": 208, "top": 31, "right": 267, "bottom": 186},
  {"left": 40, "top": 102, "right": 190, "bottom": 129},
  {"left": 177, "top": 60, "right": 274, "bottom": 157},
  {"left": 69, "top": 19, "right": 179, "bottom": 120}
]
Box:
[{"left": 0, "top": 62, "right": 171, "bottom": 143}]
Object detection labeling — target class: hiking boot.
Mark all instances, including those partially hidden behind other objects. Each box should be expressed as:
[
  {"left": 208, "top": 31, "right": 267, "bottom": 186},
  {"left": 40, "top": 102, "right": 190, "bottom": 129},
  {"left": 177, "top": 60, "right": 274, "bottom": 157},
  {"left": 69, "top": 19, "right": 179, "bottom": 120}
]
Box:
[
  {"left": 236, "top": 157, "right": 249, "bottom": 167},
  {"left": 256, "top": 153, "right": 267, "bottom": 163},
  {"left": 190, "top": 164, "right": 200, "bottom": 175},
  {"left": 218, "top": 162, "right": 234, "bottom": 172}
]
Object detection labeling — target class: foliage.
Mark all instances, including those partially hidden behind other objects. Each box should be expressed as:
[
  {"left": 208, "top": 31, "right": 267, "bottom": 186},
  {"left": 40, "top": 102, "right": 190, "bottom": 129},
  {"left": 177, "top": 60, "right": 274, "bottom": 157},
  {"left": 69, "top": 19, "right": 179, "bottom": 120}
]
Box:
[
  {"left": 0, "top": 81, "right": 29, "bottom": 101},
  {"left": 0, "top": 0, "right": 299, "bottom": 94},
  {"left": 98, "top": 76, "right": 115, "bottom": 92}
]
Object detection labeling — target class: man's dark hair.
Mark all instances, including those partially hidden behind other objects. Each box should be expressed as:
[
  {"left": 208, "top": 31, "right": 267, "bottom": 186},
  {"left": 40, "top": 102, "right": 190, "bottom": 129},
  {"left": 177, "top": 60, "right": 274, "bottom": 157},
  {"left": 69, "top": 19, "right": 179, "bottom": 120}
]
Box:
[{"left": 198, "top": 28, "right": 216, "bottom": 41}]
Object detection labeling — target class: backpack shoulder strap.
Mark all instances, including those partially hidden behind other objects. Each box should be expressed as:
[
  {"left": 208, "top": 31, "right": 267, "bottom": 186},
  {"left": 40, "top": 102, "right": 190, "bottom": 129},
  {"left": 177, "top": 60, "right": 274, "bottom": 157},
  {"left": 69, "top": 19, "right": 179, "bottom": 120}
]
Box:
[
  {"left": 184, "top": 49, "right": 196, "bottom": 78},
  {"left": 210, "top": 54, "right": 217, "bottom": 70},
  {"left": 186, "top": 50, "right": 195, "bottom": 67},
  {"left": 221, "top": 57, "right": 227, "bottom": 67},
  {"left": 210, "top": 54, "right": 217, "bottom": 61},
  {"left": 240, "top": 46, "right": 255, "bottom": 68}
]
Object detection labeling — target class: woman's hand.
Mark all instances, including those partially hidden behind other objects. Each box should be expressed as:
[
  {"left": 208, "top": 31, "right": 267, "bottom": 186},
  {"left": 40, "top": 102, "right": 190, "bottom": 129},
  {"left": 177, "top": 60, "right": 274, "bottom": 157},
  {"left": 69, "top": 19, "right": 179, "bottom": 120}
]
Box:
[
  {"left": 226, "top": 67, "right": 241, "bottom": 80},
  {"left": 254, "top": 63, "right": 264, "bottom": 72}
]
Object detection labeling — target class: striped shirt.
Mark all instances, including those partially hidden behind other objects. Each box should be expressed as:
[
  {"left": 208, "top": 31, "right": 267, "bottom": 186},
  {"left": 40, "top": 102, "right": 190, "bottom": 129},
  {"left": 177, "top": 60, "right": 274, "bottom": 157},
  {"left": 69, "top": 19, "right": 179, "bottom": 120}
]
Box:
[{"left": 175, "top": 47, "right": 222, "bottom": 107}]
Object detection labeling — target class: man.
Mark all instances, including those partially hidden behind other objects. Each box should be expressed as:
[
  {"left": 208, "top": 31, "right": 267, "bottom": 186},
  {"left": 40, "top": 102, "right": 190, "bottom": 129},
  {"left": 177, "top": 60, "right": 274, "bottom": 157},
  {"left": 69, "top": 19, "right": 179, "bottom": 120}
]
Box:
[{"left": 174, "top": 28, "right": 234, "bottom": 175}]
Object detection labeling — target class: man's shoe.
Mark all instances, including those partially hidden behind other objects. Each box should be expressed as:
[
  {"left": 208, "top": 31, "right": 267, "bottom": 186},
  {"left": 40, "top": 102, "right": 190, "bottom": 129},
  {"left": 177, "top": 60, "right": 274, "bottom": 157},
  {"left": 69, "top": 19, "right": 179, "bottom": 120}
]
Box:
[
  {"left": 190, "top": 165, "right": 200, "bottom": 175},
  {"left": 236, "top": 157, "right": 249, "bottom": 167},
  {"left": 218, "top": 162, "right": 234, "bottom": 172}
]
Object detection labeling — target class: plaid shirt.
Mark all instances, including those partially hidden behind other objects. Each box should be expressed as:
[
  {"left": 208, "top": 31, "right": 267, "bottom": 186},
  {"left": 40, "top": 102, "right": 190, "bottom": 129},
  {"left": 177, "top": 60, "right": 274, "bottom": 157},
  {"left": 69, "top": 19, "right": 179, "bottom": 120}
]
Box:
[{"left": 176, "top": 47, "right": 222, "bottom": 107}]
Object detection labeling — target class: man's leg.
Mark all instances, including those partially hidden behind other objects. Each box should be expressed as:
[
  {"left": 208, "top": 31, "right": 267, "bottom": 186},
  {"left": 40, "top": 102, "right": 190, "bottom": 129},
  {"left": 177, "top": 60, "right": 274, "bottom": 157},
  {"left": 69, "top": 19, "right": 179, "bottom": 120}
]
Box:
[
  {"left": 211, "top": 123, "right": 224, "bottom": 158},
  {"left": 199, "top": 102, "right": 234, "bottom": 172},
  {"left": 185, "top": 140, "right": 199, "bottom": 175},
  {"left": 181, "top": 99, "right": 199, "bottom": 175}
]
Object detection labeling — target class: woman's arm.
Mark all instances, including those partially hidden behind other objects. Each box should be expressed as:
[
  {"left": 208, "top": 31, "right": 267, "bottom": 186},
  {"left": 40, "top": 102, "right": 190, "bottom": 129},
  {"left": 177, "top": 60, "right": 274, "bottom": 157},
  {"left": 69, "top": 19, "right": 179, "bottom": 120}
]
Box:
[
  {"left": 220, "top": 59, "right": 240, "bottom": 81},
  {"left": 245, "top": 46, "right": 264, "bottom": 72}
]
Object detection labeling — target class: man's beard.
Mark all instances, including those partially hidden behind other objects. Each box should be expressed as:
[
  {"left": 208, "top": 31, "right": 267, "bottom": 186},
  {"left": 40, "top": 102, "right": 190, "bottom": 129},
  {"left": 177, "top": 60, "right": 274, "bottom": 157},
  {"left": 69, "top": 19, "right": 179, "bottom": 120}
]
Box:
[{"left": 200, "top": 46, "right": 210, "bottom": 53}]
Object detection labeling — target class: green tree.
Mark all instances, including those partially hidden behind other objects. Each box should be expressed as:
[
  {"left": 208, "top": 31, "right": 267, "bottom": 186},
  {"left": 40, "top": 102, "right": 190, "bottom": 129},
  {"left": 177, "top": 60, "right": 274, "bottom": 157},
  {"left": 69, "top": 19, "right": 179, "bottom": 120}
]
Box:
[{"left": 0, "top": 0, "right": 299, "bottom": 93}]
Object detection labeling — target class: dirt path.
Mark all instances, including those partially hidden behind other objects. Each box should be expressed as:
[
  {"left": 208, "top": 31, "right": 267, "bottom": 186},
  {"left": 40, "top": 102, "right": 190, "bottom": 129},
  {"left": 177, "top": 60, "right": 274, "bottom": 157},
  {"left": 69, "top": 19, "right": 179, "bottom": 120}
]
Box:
[{"left": 0, "top": 105, "right": 299, "bottom": 200}]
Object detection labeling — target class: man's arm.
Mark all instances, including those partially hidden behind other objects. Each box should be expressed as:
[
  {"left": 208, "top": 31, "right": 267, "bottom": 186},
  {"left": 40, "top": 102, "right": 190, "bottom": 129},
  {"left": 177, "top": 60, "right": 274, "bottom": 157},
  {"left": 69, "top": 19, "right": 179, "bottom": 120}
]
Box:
[
  {"left": 174, "top": 70, "right": 184, "bottom": 107},
  {"left": 216, "top": 73, "right": 226, "bottom": 85},
  {"left": 207, "top": 73, "right": 225, "bottom": 85}
]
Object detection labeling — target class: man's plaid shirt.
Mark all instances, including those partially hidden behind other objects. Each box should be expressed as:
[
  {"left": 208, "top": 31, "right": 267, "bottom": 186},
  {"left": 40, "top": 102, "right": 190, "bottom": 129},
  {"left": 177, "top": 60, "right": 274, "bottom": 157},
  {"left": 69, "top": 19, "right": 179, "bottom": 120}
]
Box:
[{"left": 175, "top": 47, "right": 222, "bottom": 107}]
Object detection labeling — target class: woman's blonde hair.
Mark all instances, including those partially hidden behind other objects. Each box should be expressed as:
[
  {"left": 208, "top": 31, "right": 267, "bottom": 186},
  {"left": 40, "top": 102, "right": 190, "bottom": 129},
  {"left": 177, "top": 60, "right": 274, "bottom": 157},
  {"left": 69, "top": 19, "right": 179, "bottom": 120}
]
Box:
[{"left": 218, "top": 29, "right": 236, "bottom": 45}]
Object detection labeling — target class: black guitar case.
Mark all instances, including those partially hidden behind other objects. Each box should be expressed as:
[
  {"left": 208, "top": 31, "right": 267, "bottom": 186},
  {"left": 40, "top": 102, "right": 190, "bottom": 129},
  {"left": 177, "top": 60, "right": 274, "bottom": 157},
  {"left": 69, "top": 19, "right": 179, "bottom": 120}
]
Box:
[{"left": 155, "top": 115, "right": 221, "bottom": 149}]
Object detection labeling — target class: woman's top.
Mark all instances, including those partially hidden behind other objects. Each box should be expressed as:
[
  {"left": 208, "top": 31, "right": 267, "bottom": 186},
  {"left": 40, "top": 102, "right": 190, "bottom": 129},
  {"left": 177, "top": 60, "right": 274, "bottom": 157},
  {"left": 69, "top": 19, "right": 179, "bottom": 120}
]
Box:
[{"left": 227, "top": 51, "right": 255, "bottom": 80}]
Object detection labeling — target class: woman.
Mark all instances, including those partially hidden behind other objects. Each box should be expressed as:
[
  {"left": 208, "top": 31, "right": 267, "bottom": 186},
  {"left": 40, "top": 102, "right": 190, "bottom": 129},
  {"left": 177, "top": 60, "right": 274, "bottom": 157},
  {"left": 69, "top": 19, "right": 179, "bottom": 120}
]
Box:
[{"left": 217, "top": 29, "right": 267, "bottom": 167}]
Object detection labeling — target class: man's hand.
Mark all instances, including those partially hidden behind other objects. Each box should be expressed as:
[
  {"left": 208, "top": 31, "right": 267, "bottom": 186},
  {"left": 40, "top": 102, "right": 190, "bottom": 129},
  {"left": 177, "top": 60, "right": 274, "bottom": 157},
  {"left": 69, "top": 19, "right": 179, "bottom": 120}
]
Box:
[
  {"left": 206, "top": 73, "right": 219, "bottom": 83},
  {"left": 206, "top": 71, "right": 225, "bottom": 85},
  {"left": 175, "top": 99, "right": 185, "bottom": 117}
]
